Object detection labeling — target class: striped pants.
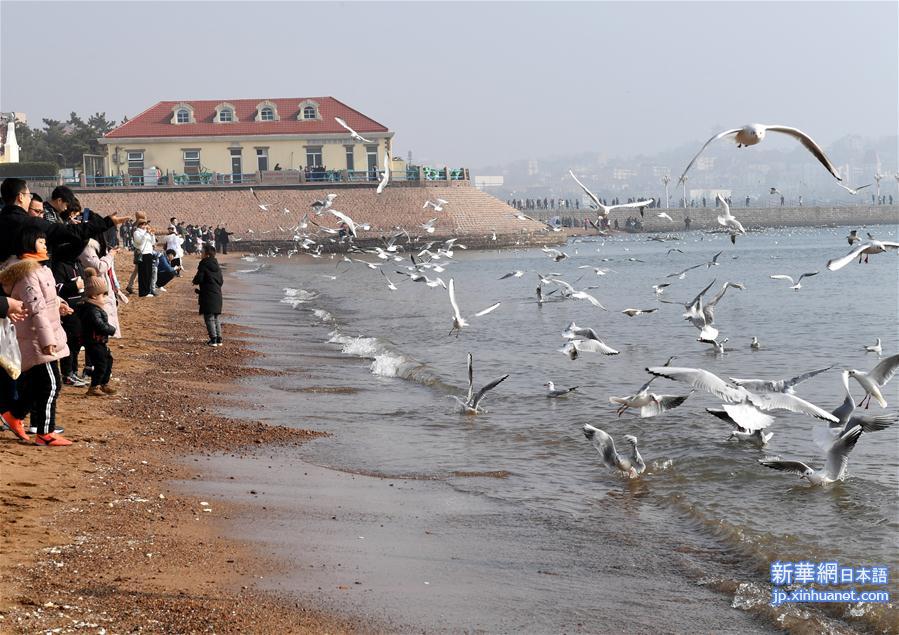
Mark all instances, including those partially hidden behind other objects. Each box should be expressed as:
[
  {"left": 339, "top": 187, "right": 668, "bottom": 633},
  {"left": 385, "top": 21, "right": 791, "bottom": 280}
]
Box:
[{"left": 21, "top": 361, "right": 61, "bottom": 436}]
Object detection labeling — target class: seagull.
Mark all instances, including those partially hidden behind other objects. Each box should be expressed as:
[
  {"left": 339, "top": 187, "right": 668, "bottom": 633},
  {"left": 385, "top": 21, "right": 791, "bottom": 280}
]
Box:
[
  {"left": 769, "top": 187, "right": 781, "bottom": 196},
  {"left": 728, "top": 365, "right": 832, "bottom": 395},
  {"left": 769, "top": 271, "right": 818, "bottom": 291},
  {"left": 544, "top": 381, "right": 578, "bottom": 398},
  {"left": 569, "top": 170, "right": 653, "bottom": 219},
  {"left": 420, "top": 218, "right": 438, "bottom": 234},
  {"left": 716, "top": 195, "right": 746, "bottom": 244},
  {"left": 621, "top": 308, "right": 658, "bottom": 317},
  {"left": 249, "top": 187, "right": 271, "bottom": 211},
  {"left": 849, "top": 354, "right": 899, "bottom": 408},
  {"left": 846, "top": 230, "right": 860, "bottom": 245},
  {"left": 423, "top": 198, "right": 449, "bottom": 212},
  {"left": 826, "top": 370, "right": 898, "bottom": 434},
  {"left": 561, "top": 322, "right": 619, "bottom": 357},
  {"left": 609, "top": 375, "right": 689, "bottom": 419},
  {"left": 750, "top": 336, "right": 761, "bottom": 350},
  {"left": 699, "top": 337, "right": 728, "bottom": 354},
  {"left": 334, "top": 116, "right": 373, "bottom": 143},
  {"left": 376, "top": 153, "right": 390, "bottom": 194},
  {"left": 706, "top": 408, "right": 773, "bottom": 445},
  {"left": 499, "top": 270, "right": 525, "bottom": 280},
  {"left": 555, "top": 280, "right": 607, "bottom": 309},
  {"left": 666, "top": 248, "right": 685, "bottom": 256},
  {"left": 577, "top": 266, "right": 613, "bottom": 276},
  {"left": 646, "top": 366, "right": 839, "bottom": 431},
  {"left": 310, "top": 193, "right": 337, "bottom": 215},
  {"left": 836, "top": 182, "right": 872, "bottom": 196},
  {"left": 657, "top": 212, "right": 674, "bottom": 222},
  {"left": 759, "top": 424, "right": 868, "bottom": 485},
  {"left": 447, "top": 278, "right": 501, "bottom": 335},
  {"left": 705, "top": 251, "right": 723, "bottom": 268},
  {"left": 666, "top": 262, "right": 704, "bottom": 279},
  {"left": 582, "top": 425, "right": 645, "bottom": 478},
  {"left": 865, "top": 338, "right": 882, "bottom": 354},
  {"left": 652, "top": 283, "right": 671, "bottom": 295},
  {"left": 826, "top": 240, "right": 899, "bottom": 270},
  {"left": 678, "top": 124, "right": 842, "bottom": 184},
  {"left": 542, "top": 246, "right": 569, "bottom": 262},
  {"left": 329, "top": 209, "right": 368, "bottom": 238},
  {"left": 451, "top": 353, "right": 509, "bottom": 414},
  {"left": 379, "top": 270, "right": 397, "bottom": 291}
]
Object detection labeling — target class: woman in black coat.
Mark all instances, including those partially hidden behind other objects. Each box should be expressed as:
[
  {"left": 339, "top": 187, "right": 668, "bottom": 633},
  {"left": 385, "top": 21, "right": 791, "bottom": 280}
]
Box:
[{"left": 192, "top": 244, "right": 224, "bottom": 347}]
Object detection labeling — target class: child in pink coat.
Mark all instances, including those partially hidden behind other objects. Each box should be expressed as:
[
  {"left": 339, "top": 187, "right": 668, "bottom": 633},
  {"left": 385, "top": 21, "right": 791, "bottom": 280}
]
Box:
[{"left": 0, "top": 228, "right": 72, "bottom": 446}]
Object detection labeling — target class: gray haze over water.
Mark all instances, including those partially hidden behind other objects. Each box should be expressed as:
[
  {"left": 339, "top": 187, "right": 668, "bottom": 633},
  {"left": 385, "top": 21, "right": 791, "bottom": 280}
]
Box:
[{"left": 2, "top": 2, "right": 896, "bottom": 167}]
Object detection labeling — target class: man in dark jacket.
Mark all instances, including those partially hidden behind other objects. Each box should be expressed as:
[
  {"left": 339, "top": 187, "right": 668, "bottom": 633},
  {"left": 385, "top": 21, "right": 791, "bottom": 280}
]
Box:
[
  {"left": 192, "top": 244, "right": 224, "bottom": 346},
  {"left": 0, "top": 178, "right": 124, "bottom": 264}
]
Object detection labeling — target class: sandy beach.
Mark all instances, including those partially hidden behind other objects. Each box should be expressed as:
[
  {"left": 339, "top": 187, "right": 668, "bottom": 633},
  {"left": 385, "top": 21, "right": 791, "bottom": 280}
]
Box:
[{"left": 0, "top": 253, "right": 367, "bottom": 633}]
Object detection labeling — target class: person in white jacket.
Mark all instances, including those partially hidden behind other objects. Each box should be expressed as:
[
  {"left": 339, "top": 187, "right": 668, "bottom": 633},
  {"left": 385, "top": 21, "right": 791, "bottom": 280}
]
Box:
[
  {"left": 164, "top": 226, "right": 184, "bottom": 268},
  {"left": 132, "top": 219, "right": 157, "bottom": 297}
]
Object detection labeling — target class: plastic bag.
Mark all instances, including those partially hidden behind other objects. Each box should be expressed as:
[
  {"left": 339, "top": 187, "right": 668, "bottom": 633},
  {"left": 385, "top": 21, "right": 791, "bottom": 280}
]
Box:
[{"left": 0, "top": 318, "right": 22, "bottom": 380}]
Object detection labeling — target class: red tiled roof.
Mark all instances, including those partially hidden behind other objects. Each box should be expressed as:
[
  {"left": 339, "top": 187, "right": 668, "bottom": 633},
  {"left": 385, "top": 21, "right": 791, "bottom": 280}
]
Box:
[{"left": 104, "top": 97, "right": 389, "bottom": 139}]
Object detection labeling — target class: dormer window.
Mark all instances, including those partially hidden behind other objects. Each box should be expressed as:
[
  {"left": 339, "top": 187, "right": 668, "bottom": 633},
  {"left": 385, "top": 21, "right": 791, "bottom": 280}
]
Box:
[
  {"left": 297, "top": 100, "right": 320, "bottom": 121},
  {"left": 170, "top": 102, "right": 196, "bottom": 124},
  {"left": 214, "top": 102, "right": 238, "bottom": 124},
  {"left": 254, "top": 100, "right": 279, "bottom": 122}
]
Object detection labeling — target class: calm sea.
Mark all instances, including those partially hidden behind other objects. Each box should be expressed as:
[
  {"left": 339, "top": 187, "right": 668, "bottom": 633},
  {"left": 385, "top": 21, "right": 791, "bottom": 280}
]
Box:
[{"left": 197, "top": 224, "right": 898, "bottom": 633}]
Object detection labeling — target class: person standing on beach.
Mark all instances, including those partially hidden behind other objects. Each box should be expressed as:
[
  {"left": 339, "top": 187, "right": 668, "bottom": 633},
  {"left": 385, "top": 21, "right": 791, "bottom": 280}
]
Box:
[
  {"left": 132, "top": 218, "right": 157, "bottom": 297},
  {"left": 76, "top": 268, "right": 117, "bottom": 397},
  {"left": 192, "top": 244, "right": 224, "bottom": 347}
]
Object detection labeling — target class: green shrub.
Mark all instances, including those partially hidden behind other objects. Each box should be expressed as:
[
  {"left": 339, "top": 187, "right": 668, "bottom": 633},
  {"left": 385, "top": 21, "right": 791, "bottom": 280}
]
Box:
[{"left": 0, "top": 162, "right": 59, "bottom": 178}]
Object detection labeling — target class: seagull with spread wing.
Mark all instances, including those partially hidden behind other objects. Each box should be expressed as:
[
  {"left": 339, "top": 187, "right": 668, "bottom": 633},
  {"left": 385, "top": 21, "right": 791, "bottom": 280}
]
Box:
[
  {"left": 836, "top": 182, "right": 872, "bottom": 196},
  {"left": 849, "top": 354, "right": 899, "bottom": 409},
  {"left": 569, "top": 170, "right": 654, "bottom": 219},
  {"left": 582, "top": 425, "right": 645, "bottom": 478},
  {"left": 447, "top": 278, "right": 501, "bottom": 335},
  {"left": 376, "top": 152, "right": 390, "bottom": 194},
  {"left": 451, "top": 353, "right": 509, "bottom": 414},
  {"left": 715, "top": 194, "right": 746, "bottom": 244},
  {"left": 758, "top": 423, "right": 875, "bottom": 485},
  {"left": 826, "top": 240, "right": 899, "bottom": 270},
  {"left": 334, "top": 116, "right": 373, "bottom": 143},
  {"left": 769, "top": 271, "right": 819, "bottom": 291},
  {"left": 729, "top": 365, "right": 833, "bottom": 395},
  {"left": 678, "top": 124, "right": 842, "bottom": 184}
]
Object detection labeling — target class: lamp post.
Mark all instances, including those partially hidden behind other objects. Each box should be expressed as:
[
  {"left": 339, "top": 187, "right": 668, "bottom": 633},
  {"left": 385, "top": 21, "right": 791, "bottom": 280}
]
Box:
[
  {"left": 680, "top": 176, "right": 688, "bottom": 208},
  {"left": 662, "top": 175, "right": 671, "bottom": 209},
  {"left": 873, "top": 172, "right": 883, "bottom": 203}
]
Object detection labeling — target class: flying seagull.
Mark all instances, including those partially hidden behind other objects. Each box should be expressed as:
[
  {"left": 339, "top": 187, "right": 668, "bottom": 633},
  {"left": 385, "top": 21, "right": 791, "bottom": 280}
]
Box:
[
  {"left": 846, "top": 230, "right": 860, "bottom": 245},
  {"left": 451, "top": 353, "right": 509, "bottom": 414},
  {"left": 311, "top": 193, "right": 337, "bottom": 215},
  {"left": 447, "top": 278, "right": 501, "bottom": 335},
  {"left": 249, "top": 187, "right": 271, "bottom": 211},
  {"left": 499, "top": 270, "right": 525, "bottom": 280},
  {"left": 334, "top": 116, "right": 373, "bottom": 143},
  {"left": 769, "top": 271, "right": 818, "bottom": 291},
  {"left": 716, "top": 194, "right": 746, "bottom": 244},
  {"left": 582, "top": 425, "right": 645, "bottom": 478},
  {"left": 836, "top": 182, "right": 872, "bottom": 196},
  {"left": 706, "top": 408, "right": 773, "bottom": 445},
  {"left": 657, "top": 212, "right": 674, "bottom": 222},
  {"left": 621, "top": 308, "right": 658, "bottom": 317},
  {"left": 678, "top": 124, "right": 842, "bottom": 184},
  {"left": 826, "top": 240, "right": 899, "bottom": 270},
  {"left": 423, "top": 198, "right": 449, "bottom": 212},
  {"left": 729, "top": 365, "right": 833, "bottom": 394},
  {"left": 376, "top": 152, "right": 390, "bottom": 194},
  {"left": 758, "top": 424, "right": 868, "bottom": 485},
  {"left": 569, "top": 170, "right": 654, "bottom": 219},
  {"left": 849, "top": 354, "right": 899, "bottom": 409}
]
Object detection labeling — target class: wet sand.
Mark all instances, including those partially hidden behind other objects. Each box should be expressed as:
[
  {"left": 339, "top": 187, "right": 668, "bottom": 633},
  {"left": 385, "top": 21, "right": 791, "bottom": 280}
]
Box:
[{"left": 0, "top": 254, "right": 367, "bottom": 633}]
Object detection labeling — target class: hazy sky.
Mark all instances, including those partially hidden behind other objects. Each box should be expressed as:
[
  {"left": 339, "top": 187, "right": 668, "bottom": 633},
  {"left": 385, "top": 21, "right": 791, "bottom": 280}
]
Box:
[{"left": 2, "top": 1, "right": 896, "bottom": 167}]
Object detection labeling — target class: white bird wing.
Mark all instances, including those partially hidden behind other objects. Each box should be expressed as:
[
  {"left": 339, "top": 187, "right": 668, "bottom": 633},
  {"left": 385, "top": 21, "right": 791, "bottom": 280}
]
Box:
[
  {"left": 784, "top": 365, "right": 834, "bottom": 390},
  {"left": 472, "top": 374, "right": 509, "bottom": 410},
  {"left": 728, "top": 378, "right": 780, "bottom": 393},
  {"left": 678, "top": 128, "right": 742, "bottom": 183},
  {"left": 448, "top": 278, "right": 464, "bottom": 323},
  {"left": 376, "top": 153, "right": 390, "bottom": 194},
  {"left": 639, "top": 393, "right": 690, "bottom": 418},
  {"left": 571, "top": 291, "right": 607, "bottom": 310},
  {"left": 584, "top": 425, "right": 620, "bottom": 470},
  {"left": 748, "top": 392, "right": 838, "bottom": 423},
  {"left": 569, "top": 170, "right": 601, "bottom": 208},
  {"left": 722, "top": 403, "right": 775, "bottom": 431},
  {"left": 466, "top": 352, "right": 474, "bottom": 404},
  {"left": 823, "top": 425, "right": 863, "bottom": 481},
  {"left": 868, "top": 354, "right": 899, "bottom": 386},
  {"left": 826, "top": 243, "right": 872, "bottom": 271},
  {"left": 797, "top": 271, "right": 819, "bottom": 283},
  {"left": 472, "top": 302, "right": 501, "bottom": 318},
  {"left": 334, "top": 117, "right": 373, "bottom": 143},
  {"left": 758, "top": 458, "right": 814, "bottom": 476},
  {"left": 769, "top": 274, "right": 795, "bottom": 285},
  {"left": 606, "top": 199, "right": 655, "bottom": 211},
  {"left": 765, "top": 125, "right": 841, "bottom": 181},
  {"left": 329, "top": 209, "right": 358, "bottom": 237},
  {"left": 646, "top": 366, "right": 745, "bottom": 402},
  {"left": 575, "top": 339, "right": 619, "bottom": 355}
]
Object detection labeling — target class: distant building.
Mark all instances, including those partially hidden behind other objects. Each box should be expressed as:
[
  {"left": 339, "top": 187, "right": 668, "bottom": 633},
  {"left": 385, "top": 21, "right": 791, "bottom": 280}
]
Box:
[
  {"left": 474, "top": 175, "right": 504, "bottom": 190},
  {"left": 99, "top": 97, "right": 392, "bottom": 182},
  {"left": 0, "top": 112, "right": 26, "bottom": 164}
]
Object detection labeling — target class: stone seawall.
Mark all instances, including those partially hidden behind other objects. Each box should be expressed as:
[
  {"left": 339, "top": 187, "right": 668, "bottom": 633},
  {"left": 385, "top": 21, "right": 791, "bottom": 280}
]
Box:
[
  {"left": 72, "top": 183, "right": 548, "bottom": 244},
  {"left": 533, "top": 205, "right": 897, "bottom": 232}
]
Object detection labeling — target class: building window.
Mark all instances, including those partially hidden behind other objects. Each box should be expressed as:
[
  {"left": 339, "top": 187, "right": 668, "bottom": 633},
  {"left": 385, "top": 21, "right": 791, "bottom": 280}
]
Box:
[
  {"left": 345, "top": 146, "right": 355, "bottom": 171},
  {"left": 219, "top": 108, "right": 233, "bottom": 122},
  {"left": 176, "top": 109, "right": 190, "bottom": 124},
  {"left": 256, "top": 148, "right": 269, "bottom": 171},
  {"left": 306, "top": 146, "right": 323, "bottom": 167},
  {"left": 366, "top": 145, "right": 378, "bottom": 171},
  {"left": 303, "top": 105, "right": 317, "bottom": 120},
  {"left": 127, "top": 151, "right": 144, "bottom": 185},
  {"left": 260, "top": 107, "right": 274, "bottom": 121},
  {"left": 183, "top": 150, "right": 200, "bottom": 174}
]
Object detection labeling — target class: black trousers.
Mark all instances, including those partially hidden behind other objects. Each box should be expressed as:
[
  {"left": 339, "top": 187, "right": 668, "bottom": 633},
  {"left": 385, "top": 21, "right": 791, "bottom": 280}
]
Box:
[
  {"left": 84, "top": 342, "right": 112, "bottom": 386},
  {"left": 138, "top": 253, "right": 155, "bottom": 296},
  {"left": 59, "top": 313, "right": 82, "bottom": 376},
  {"left": 21, "top": 361, "right": 61, "bottom": 435},
  {"left": 219, "top": 241, "right": 228, "bottom": 254}
]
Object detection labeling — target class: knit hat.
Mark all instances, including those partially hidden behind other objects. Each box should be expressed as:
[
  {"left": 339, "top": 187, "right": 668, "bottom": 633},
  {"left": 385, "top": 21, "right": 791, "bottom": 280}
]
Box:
[
  {"left": 135, "top": 210, "right": 148, "bottom": 222},
  {"left": 83, "top": 267, "right": 108, "bottom": 296}
]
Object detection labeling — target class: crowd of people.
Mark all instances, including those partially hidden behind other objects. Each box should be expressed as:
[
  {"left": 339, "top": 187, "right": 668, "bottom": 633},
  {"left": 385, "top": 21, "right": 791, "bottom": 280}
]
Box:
[{"left": 0, "top": 178, "right": 225, "bottom": 448}]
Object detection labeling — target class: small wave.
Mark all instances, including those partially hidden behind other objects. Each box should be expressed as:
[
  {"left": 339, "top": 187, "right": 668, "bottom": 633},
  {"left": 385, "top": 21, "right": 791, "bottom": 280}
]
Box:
[
  {"left": 281, "top": 287, "right": 319, "bottom": 308},
  {"left": 312, "top": 308, "right": 334, "bottom": 323},
  {"left": 235, "top": 264, "right": 267, "bottom": 274},
  {"left": 327, "top": 330, "right": 450, "bottom": 390}
]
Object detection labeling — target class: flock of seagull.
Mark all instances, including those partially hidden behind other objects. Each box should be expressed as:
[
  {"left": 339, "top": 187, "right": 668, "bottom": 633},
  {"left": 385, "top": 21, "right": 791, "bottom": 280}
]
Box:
[{"left": 251, "top": 119, "right": 897, "bottom": 487}]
